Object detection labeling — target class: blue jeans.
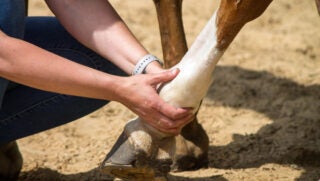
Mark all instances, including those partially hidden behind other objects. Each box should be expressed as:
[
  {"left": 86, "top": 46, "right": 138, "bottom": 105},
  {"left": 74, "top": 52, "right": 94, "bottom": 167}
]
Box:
[
  {"left": 0, "top": 0, "right": 26, "bottom": 109},
  {"left": 0, "top": 17, "right": 126, "bottom": 144}
]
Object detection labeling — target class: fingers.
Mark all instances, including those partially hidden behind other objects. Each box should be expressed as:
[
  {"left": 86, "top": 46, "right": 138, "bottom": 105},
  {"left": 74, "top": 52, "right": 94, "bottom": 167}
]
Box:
[
  {"left": 159, "top": 112, "right": 193, "bottom": 129},
  {"left": 123, "top": 69, "right": 195, "bottom": 135},
  {"left": 158, "top": 102, "right": 193, "bottom": 120},
  {"left": 151, "top": 92, "right": 193, "bottom": 119},
  {"left": 142, "top": 110, "right": 194, "bottom": 135},
  {"left": 149, "top": 68, "right": 180, "bottom": 86},
  {"left": 151, "top": 100, "right": 193, "bottom": 123}
]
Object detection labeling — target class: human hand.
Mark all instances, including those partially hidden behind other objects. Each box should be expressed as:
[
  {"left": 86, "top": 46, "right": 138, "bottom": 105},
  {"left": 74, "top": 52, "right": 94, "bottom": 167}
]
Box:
[{"left": 115, "top": 69, "right": 193, "bottom": 135}]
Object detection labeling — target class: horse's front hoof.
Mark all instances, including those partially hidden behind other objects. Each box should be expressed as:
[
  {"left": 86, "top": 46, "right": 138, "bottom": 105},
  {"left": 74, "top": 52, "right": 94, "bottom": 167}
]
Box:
[
  {"left": 100, "top": 118, "right": 173, "bottom": 180},
  {"left": 99, "top": 129, "right": 157, "bottom": 179},
  {"left": 100, "top": 163, "right": 156, "bottom": 181},
  {"left": 100, "top": 130, "right": 136, "bottom": 167},
  {"left": 101, "top": 155, "right": 171, "bottom": 181}
]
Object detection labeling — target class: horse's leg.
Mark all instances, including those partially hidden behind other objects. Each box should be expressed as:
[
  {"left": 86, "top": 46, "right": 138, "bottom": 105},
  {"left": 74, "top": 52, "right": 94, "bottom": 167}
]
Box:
[
  {"left": 316, "top": 0, "right": 320, "bottom": 15},
  {"left": 216, "top": 0, "right": 273, "bottom": 50},
  {"left": 153, "top": 0, "right": 209, "bottom": 171},
  {"left": 100, "top": 1, "right": 208, "bottom": 178},
  {"left": 152, "top": 0, "right": 273, "bottom": 171},
  {"left": 100, "top": 0, "right": 274, "bottom": 180},
  {"left": 153, "top": 0, "right": 187, "bottom": 67}
]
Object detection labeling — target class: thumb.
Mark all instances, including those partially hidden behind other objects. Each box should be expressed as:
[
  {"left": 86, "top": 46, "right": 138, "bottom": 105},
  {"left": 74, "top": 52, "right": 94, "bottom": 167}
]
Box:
[{"left": 150, "top": 68, "right": 180, "bottom": 85}]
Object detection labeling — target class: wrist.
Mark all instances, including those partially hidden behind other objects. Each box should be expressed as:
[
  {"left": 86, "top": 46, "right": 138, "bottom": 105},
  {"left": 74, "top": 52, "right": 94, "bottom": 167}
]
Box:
[
  {"left": 144, "top": 61, "right": 164, "bottom": 74},
  {"left": 109, "top": 76, "right": 127, "bottom": 102}
]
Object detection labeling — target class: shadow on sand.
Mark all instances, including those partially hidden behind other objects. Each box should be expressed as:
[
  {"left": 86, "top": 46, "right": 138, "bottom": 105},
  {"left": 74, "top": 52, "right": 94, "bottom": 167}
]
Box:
[
  {"left": 19, "top": 167, "right": 227, "bottom": 181},
  {"left": 205, "top": 65, "right": 320, "bottom": 180}
]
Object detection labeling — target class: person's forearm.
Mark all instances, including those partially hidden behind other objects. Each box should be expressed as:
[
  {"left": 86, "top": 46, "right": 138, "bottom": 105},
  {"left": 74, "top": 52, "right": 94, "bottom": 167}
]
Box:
[
  {"left": 0, "top": 31, "right": 121, "bottom": 101},
  {"left": 45, "top": 0, "right": 162, "bottom": 74}
]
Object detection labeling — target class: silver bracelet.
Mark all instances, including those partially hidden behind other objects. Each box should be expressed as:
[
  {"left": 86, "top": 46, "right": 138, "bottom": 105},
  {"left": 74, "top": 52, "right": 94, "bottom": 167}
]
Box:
[{"left": 132, "top": 54, "right": 163, "bottom": 75}]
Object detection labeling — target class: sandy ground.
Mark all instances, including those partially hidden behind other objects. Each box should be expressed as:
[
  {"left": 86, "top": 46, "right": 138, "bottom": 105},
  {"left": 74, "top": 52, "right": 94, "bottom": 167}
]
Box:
[{"left": 18, "top": 0, "right": 320, "bottom": 180}]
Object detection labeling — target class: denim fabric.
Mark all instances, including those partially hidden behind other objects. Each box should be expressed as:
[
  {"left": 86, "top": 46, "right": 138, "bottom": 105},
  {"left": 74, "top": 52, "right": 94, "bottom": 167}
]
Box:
[
  {"left": 0, "top": 17, "right": 126, "bottom": 143},
  {"left": 0, "top": 0, "right": 26, "bottom": 108}
]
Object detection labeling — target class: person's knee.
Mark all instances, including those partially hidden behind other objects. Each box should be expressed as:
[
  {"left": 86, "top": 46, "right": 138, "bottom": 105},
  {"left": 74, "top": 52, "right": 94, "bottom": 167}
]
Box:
[{"left": 0, "top": 141, "right": 23, "bottom": 181}]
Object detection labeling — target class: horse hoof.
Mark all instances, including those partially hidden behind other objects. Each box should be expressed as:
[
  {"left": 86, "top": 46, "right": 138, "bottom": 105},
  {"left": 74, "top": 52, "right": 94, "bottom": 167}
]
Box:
[
  {"left": 100, "top": 130, "right": 136, "bottom": 167},
  {"left": 101, "top": 157, "right": 171, "bottom": 180},
  {"left": 100, "top": 118, "right": 173, "bottom": 180},
  {"left": 100, "top": 164, "right": 156, "bottom": 180}
]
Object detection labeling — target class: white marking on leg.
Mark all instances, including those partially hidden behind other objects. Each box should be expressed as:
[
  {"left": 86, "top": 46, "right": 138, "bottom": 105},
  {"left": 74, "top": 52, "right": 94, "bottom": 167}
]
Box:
[{"left": 159, "top": 11, "right": 224, "bottom": 112}]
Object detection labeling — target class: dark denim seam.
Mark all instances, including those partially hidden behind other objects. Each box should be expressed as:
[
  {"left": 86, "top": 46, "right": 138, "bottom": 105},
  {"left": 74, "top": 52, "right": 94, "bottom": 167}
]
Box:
[{"left": 0, "top": 94, "right": 66, "bottom": 127}]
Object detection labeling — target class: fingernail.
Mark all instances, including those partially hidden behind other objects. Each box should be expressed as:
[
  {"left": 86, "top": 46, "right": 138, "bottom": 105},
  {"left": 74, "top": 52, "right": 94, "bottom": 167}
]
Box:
[{"left": 170, "top": 68, "right": 179, "bottom": 75}]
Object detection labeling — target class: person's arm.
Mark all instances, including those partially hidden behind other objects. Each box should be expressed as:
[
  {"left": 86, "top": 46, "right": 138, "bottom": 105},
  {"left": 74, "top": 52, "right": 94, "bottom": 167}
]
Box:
[
  {"left": 0, "top": 31, "right": 191, "bottom": 136},
  {"left": 0, "top": 30, "right": 120, "bottom": 101},
  {"left": 45, "top": 0, "right": 162, "bottom": 75},
  {"left": 44, "top": 0, "right": 194, "bottom": 133}
]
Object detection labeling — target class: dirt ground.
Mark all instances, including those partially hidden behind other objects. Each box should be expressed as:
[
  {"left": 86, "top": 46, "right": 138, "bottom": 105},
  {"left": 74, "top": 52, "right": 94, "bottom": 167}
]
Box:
[{"left": 18, "top": 0, "right": 320, "bottom": 180}]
